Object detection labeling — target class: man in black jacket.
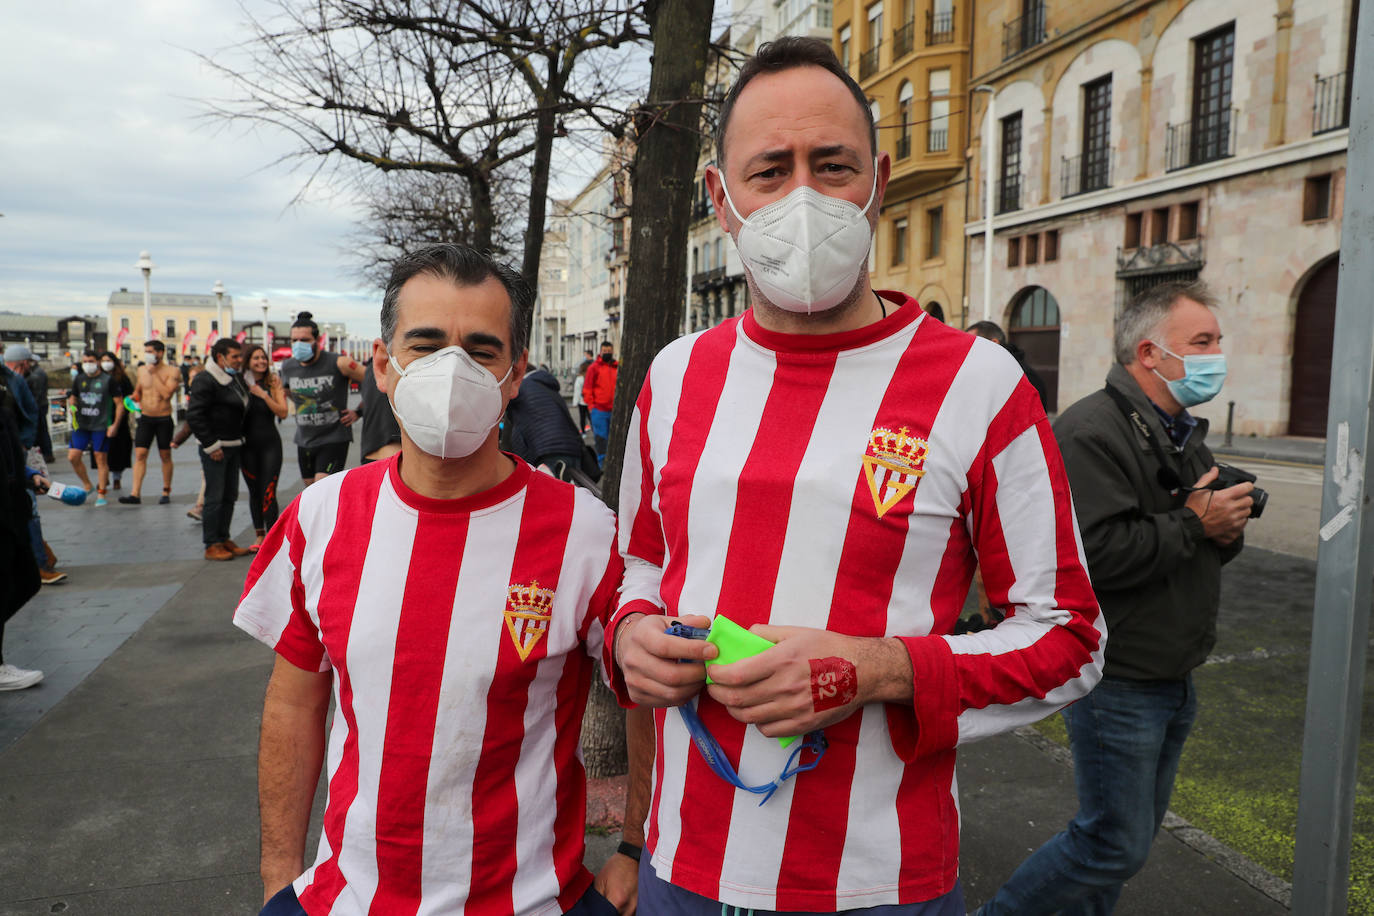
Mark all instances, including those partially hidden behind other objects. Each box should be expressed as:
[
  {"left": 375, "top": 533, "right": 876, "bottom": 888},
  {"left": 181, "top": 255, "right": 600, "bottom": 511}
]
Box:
[
  {"left": 506, "top": 367, "right": 588, "bottom": 480},
  {"left": 977, "top": 281, "right": 1253, "bottom": 914},
  {"left": 188, "top": 339, "right": 250, "bottom": 561}
]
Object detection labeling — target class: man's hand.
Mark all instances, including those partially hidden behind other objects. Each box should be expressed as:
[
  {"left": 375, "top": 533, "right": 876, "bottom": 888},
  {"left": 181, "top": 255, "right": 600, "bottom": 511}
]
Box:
[
  {"left": 615, "top": 613, "right": 717, "bottom": 707},
  {"left": 209, "top": 448, "right": 224, "bottom": 462},
  {"left": 706, "top": 625, "right": 911, "bottom": 739},
  {"left": 32, "top": 475, "right": 50, "bottom": 494},
  {"left": 592, "top": 852, "right": 638, "bottom": 915},
  {"left": 340, "top": 408, "right": 359, "bottom": 427},
  {"left": 1185, "top": 466, "right": 1252, "bottom": 546},
  {"left": 106, "top": 423, "right": 117, "bottom": 437}
]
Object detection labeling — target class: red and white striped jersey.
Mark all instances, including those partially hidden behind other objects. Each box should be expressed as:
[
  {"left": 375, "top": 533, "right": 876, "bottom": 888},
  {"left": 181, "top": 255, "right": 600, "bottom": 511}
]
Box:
[
  {"left": 613, "top": 293, "right": 1105, "bottom": 911},
  {"left": 234, "top": 456, "right": 623, "bottom": 916}
]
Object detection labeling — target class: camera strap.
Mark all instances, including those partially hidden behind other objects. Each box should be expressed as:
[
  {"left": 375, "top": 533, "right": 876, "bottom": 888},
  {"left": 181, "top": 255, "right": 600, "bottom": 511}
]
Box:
[{"left": 1102, "top": 384, "right": 1185, "bottom": 493}]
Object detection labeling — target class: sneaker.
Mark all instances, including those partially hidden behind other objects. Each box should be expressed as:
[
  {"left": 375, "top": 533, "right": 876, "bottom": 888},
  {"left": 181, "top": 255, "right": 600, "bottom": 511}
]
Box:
[
  {"left": 94, "top": 496, "right": 108, "bottom": 507},
  {"left": 118, "top": 495, "right": 141, "bottom": 505},
  {"left": 158, "top": 492, "right": 171, "bottom": 505},
  {"left": 39, "top": 569, "right": 68, "bottom": 585},
  {"left": 42, "top": 540, "right": 56, "bottom": 569},
  {"left": 0, "top": 663, "right": 44, "bottom": 691},
  {"left": 222, "top": 539, "right": 252, "bottom": 557},
  {"left": 187, "top": 507, "right": 202, "bottom": 521},
  {"left": 204, "top": 543, "right": 234, "bottom": 561}
]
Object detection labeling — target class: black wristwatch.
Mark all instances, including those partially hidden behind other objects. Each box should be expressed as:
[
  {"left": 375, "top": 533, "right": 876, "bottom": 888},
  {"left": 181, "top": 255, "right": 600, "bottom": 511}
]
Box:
[{"left": 616, "top": 841, "right": 642, "bottom": 862}]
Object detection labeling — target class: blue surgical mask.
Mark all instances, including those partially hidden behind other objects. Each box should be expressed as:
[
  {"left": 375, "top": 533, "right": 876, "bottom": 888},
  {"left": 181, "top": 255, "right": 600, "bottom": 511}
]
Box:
[
  {"left": 291, "top": 341, "right": 314, "bottom": 362},
  {"left": 224, "top": 366, "right": 238, "bottom": 376},
  {"left": 1151, "top": 342, "right": 1227, "bottom": 407}
]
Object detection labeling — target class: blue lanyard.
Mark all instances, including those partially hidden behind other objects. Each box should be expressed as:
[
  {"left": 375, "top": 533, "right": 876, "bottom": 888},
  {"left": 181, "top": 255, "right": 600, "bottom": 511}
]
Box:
[{"left": 676, "top": 700, "right": 828, "bottom": 806}]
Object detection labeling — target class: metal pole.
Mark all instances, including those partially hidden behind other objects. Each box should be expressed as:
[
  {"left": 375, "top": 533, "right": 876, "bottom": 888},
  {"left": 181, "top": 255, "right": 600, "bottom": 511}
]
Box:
[
  {"left": 136, "top": 251, "right": 155, "bottom": 344},
  {"left": 1292, "top": 8, "right": 1374, "bottom": 912},
  {"left": 213, "top": 280, "right": 225, "bottom": 342},
  {"left": 974, "top": 86, "right": 997, "bottom": 322}
]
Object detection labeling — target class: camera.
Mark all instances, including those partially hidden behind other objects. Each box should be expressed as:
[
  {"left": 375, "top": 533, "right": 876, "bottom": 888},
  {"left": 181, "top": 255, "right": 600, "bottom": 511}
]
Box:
[{"left": 1209, "top": 463, "right": 1267, "bottom": 518}]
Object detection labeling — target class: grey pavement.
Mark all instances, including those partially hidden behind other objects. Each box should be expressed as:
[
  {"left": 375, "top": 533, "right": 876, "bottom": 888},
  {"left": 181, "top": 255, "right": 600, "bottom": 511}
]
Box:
[
  {"left": 1211, "top": 433, "right": 1324, "bottom": 466},
  {"left": 0, "top": 419, "right": 1297, "bottom": 914}
]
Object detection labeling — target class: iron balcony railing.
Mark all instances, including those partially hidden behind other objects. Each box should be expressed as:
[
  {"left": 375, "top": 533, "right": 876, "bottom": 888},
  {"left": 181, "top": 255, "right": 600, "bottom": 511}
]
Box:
[
  {"left": 893, "top": 20, "right": 915, "bottom": 59},
  {"left": 1165, "top": 107, "right": 1237, "bottom": 171},
  {"left": 859, "top": 44, "right": 880, "bottom": 80},
  {"left": 691, "top": 199, "right": 712, "bottom": 221},
  {"left": 897, "top": 133, "right": 912, "bottom": 160},
  {"left": 603, "top": 296, "right": 619, "bottom": 311},
  {"left": 927, "top": 125, "right": 949, "bottom": 153},
  {"left": 996, "top": 173, "right": 1023, "bottom": 215},
  {"left": 1314, "top": 72, "right": 1351, "bottom": 135},
  {"left": 1061, "top": 151, "right": 1112, "bottom": 197},
  {"left": 927, "top": 6, "right": 955, "bottom": 44},
  {"left": 1002, "top": 4, "right": 1046, "bottom": 61},
  {"left": 691, "top": 266, "right": 727, "bottom": 292}
]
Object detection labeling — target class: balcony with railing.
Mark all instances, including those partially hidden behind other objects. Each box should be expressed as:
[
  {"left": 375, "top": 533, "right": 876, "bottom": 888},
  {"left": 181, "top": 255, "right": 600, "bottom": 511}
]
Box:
[
  {"left": 927, "top": 125, "right": 949, "bottom": 153},
  {"left": 927, "top": 6, "right": 955, "bottom": 45},
  {"left": 1061, "top": 151, "right": 1112, "bottom": 197},
  {"left": 691, "top": 198, "right": 712, "bottom": 221},
  {"left": 1002, "top": 5, "right": 1046, "bottom": 61},
  {"left": 859, "top": 44, "right": 881, "bottom": 80},
  {"left": 1314, "top": 72, "right": 1351, "bottom": 135},
  {"left": 691, "top": 265, "right": 727, "bottom": 292},
  {"left": 603, "top": 296, "right": 620, "bottom": 312},
  {"left": 897, "top": 133, "right": 912, "bottom": 160},
  {"left": 1165, "top": 108, "right": 1237, "bottom": 171},
  {"left": 996, "top": 173, "right": 1023, "bottom": 215},
  {"left": 893, "top": 20, "right": 915, "bottom": 59}
]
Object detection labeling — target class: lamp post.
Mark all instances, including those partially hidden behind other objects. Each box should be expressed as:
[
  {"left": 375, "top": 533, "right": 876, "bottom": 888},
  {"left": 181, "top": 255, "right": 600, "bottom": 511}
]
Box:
[
  {"left": 973, "top": 85, "right": 997, "bottom": 322},
  {"left": 135, "top": 250, "right": 156, "bottom": 344},
  {"left": 212, "top": 280, "right": 225, "bottom": 342},
  {"left": 262, "top": 299, "right": 271, "bottom": 351}
]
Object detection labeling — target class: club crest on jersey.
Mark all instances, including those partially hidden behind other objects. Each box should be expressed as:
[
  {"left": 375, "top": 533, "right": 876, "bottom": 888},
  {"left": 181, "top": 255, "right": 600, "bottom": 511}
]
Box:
[
  {"left": 862, "top": 425, "right": 929, "bottom": 518},
  {"left": 504, "top": 581, "right": 555, "bottom": 661}
]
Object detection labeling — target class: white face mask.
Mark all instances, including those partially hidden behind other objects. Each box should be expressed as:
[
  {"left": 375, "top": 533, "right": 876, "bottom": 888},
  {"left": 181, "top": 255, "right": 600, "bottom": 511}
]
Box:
[
  {"left": 82, "top": 362, "right": 99, "bottom": 376},
  {"left": 387, "top": 346, "right": 512, "bottom": 459},
  {"left": 145, "top": 352, "right": 158, "bottom": 364},
  {"left": 100, "top": 360, "right": 115, "bottom": 372},
  {"left": 721, "top": 163, "right": 878, "bottom": 314}
]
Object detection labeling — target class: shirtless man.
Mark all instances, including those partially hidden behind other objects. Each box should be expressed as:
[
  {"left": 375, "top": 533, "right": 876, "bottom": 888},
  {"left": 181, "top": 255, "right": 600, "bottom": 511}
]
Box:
[{"left": 120, "top": 339, "right": 180, "bottom": 505}]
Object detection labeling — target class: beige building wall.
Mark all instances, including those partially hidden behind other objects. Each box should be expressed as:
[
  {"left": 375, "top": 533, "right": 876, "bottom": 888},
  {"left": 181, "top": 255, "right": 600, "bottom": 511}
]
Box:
[{"left": 106, "top": 291, "right": 235, "bottom": 362}]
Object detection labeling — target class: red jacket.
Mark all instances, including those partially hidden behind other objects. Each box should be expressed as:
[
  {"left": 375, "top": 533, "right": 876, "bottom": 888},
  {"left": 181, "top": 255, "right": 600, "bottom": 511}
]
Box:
[{"left": 583, "top": 357, "right": 618, "bottom": 411}]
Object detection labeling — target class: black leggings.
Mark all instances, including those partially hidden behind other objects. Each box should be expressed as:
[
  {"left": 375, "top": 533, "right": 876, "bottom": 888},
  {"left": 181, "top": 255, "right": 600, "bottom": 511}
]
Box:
[{"left": 240, "top": 438, "right": 283, "bottom": 534}]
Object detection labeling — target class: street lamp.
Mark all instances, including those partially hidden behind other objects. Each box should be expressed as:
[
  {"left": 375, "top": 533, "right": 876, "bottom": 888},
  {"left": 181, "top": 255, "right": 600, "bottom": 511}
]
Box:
[
  {"left": 135, "top": 250, "right": 156, "bottom": 343},
  {"left": 261, "top": 299, "right": 271, "bottom": 351},
  {"left": 973, "top": 85, "right": 997, "bottom": 322},
  {"left": 212, "top": 280, "right": 225, "bottom": 342}
]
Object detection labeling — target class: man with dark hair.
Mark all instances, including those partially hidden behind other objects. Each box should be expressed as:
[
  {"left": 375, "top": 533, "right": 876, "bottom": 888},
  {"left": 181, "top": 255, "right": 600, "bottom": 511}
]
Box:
[
  {"left": 967, "top": 320, "right": 1050, "bottom": 410},
  {"left": 121, "top": 338, "right": 180, "bottom": 504},
  {"left": 66, "top": 349, "right": 124, "bottom": 506},
  {"left": 237, "top": 243, "right": 643, "bottom": 915},
  {"left": 582, "top": 341, "right": 617, "bottom": 463},
  {"left": 610, "top": 36, "right": 1103, "bottom": 915},
  {"left": 279, "top": 311, "right": 366, "bottom": 485},
  {"left": 977, "top": 281, "right": 1251, "bottom": 914},
  {"left": 188, "top": 339, "right": 251, "bottom": 561}
]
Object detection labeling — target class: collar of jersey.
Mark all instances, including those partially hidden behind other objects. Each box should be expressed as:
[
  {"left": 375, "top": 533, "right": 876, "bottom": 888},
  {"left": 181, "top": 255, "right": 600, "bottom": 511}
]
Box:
[
  {"left": 386, "top": 452, "right": 530, "bottom": 514},
  {"left": 739, "top": 291, "right": 922, "bottom": 354}
]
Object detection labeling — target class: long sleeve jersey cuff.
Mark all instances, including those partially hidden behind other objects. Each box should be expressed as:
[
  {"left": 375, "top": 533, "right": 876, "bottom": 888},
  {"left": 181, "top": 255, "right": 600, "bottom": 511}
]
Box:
[
  {"left": 603, "top": 598, "right": 664, "bottom": 707},
  {"left": 885, "top": 634, "right": 960, "bottom": 761}
]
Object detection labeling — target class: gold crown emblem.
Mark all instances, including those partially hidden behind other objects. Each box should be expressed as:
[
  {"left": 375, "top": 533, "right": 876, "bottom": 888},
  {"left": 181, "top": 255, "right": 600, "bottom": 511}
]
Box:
[
  {"left": 507, "top": 581, "right": 555, "bottom": 618},
  {"left": 868, "top": 426, "right": 929, "bottom": 474}
]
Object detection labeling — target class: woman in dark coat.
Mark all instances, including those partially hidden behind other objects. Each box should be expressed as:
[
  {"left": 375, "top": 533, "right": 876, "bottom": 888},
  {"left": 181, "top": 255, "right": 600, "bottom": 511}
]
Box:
[{"left": 92, "top": 351, "right": 135, "bottom": 489}]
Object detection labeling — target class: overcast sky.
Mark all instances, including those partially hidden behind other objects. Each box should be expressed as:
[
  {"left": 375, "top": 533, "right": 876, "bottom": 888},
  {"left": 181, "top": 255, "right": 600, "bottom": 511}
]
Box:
[{"left": 0, "top": 1, "right": 714, "bottom": 339}]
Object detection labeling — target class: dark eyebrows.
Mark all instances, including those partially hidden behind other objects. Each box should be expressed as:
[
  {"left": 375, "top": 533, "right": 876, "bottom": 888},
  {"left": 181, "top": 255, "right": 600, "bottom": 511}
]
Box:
[
  {"left": 811, "top": 144, "right": 862, "bottom": 161},
  {"left": 401, "top": 326, "right": 448, "bottom": 342},
  {"left": 463, "top": 331, "right": 507, "bottom": 353}
]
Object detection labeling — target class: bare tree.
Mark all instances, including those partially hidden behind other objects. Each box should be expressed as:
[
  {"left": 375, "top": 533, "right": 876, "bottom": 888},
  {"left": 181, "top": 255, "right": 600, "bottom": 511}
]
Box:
[{"left": 200, "top": 0, "right": 649, "bottom": 300}]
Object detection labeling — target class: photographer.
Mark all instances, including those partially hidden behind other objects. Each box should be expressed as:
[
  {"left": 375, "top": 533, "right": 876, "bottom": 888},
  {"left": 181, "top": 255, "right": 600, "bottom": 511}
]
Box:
[{"left": 977, "top": 280, "right": 1254, "bottom": 915}]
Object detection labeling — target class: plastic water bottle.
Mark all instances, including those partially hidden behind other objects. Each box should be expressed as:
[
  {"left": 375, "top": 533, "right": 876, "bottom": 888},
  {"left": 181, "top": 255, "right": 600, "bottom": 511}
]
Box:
[{"left": 45, "top": 481, "right": 87, "bottom": 506}]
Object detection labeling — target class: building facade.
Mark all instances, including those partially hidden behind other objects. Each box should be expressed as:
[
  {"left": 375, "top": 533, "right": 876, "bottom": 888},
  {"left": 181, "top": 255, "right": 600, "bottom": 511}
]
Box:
[
  {"left": 0, "top": 314, "right": 107, "bottom": 364},
  {"left": 107, "top": 289, "right": 235, "bottom": 364},
  {"left": 964, "top": 0, "right": 1354, "bottom": 432}
]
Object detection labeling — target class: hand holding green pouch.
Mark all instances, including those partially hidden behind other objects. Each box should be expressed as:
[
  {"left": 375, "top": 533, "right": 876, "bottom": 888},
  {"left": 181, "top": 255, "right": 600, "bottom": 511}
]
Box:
[{"left": 703, "top": 614, "right": 800, "bottom": 749}]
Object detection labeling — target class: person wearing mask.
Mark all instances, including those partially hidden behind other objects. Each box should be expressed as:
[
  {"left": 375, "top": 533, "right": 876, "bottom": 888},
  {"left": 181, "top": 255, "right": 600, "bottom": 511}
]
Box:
[
  {"left": 5, "top": 345, "right": 54, "bottom": 464},
  {"left": 121, "top": 340, "right": 181, "bottom": 505},
  {"left": 581, "top": 341, "right": 617, "bottom": 464},
  {"left": 234, "top": 243, "right": 644, "bottom": 916},
  {"left": 355, "top": 359, "right": 402, "bottom": 464},
  {"left": 279, "top": 311, "right": 366, "bottom": 484},
  {"left": 975, "top": 281, "right": 1251, "bottom": 915},
  {"left": 574, "top": 348, "right": 595, "bottom": 432},
  {"left": 239, "top": 344, "right": 289, "bottom": 551},
  {"left": 96, "top": 352, "right": 134, "bottom": 492},
  {"left": 610, "top": 38, "right": 1103, "bottom": 914},
  {"left": 506, "top": 365, "right": 587, "bottom": 480},
  {"left": 187, "top": 339, "right": 251, "bottom": 561},
  {"left": 66, "top": 350, "right": 124, "bottom": 507}
]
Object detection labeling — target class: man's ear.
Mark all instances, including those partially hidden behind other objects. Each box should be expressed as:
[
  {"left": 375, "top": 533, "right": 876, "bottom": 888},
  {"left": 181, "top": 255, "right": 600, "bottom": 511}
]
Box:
[
  {"left": 373, "top": 338, "right": 391, "bottom": 395},
  {"left": 1135, "top": 338, "right": 1158, "bottom": 370},
  {"left": 506, "top": 349, "right": 529, "bottom": 400},
  {"left": 705, "top": 164, "right": 733, "bottom": 235}
]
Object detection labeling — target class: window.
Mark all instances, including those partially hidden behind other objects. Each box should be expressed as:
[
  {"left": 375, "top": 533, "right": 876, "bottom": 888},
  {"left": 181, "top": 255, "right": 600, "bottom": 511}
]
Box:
[
  {"left": 1150, "top": 207, "right": 1170, "bottom": 246},
  {"left": 716, "top": 238, "right": 725, "bottom": 269},
  {"left": 1125, "top": 212, "right": 1143, "bottom": 248},
  {"left": 839, "top": 24, "right": 852, "bottom": 72},
  {"left": 1081, "top": 76, "right": 1112, "bottom": 192},
  {"left": 211, "top": 320, "right": 219, "bottom": 332},
  {"left": 1044, "top": 228, "right": 1060, "bottom": 261},
  {"left": 867, "top": 2, "right": 884, "bottom": 48},
  {"left": 998, "top": 112, "right": 1023, "bottom": 214},
  {"left": 1191, "top": 24, "right": 1235, "bottom": 164},
  {"left": 1304, "top": 174, "right": 1333, "bottom": 221},
  {"left": 897, "top": 82, "right": 914, "bottom": 158},
  {"left": 165, "top": 319, "right": 176, "bottom": 338},
  {"left": 189, "top": 319, "right": 198, "bottom": 333},
  {"left": 1008, "top": 237, "right": 1022, "bottom": 268},
  {"left": 693, "top": 246, "right": 700, "bottom": 275},
  {"left": 1025, "top": 234, "right": 1040, "bottom": 265},
  {"left": 892, "top": 218, "right": 908, "bottom": 265},
  {"left": 1177, "top": 202, "right": 1200, "bottom": 240},
  {"left": 926, "top": 206, "right": 943, "bottom": 259},
  {"left": 928, "top": 69, "right": 950, "bottom": 153},
  {"left": 120, "top": 317, "right": 129, "bottom": 330}
]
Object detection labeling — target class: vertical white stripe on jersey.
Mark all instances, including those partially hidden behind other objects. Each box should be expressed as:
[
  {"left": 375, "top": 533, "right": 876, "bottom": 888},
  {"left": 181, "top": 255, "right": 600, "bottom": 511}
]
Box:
[
  {"left": 332, "top": 476, "right": 420, "bottom": 912},
  {"left": 419, "top": 496, "right": 523, "bottom": 911},
  {"left": 835, "top": 704, "right": 906, "bottom": 897}
]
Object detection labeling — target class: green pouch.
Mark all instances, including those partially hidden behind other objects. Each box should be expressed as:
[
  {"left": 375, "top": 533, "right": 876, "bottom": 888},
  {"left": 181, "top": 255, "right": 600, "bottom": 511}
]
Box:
[{"left": 703, "top": 615, "right": 799, "bottom": 749}]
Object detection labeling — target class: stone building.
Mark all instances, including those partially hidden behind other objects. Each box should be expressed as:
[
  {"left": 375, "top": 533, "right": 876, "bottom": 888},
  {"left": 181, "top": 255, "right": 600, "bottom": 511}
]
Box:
[
  {"left": 964, "top": 0, "right": 1355, "bottom": 432},
  {"left": 0, "top": 313, "right": 106, "bottom": 364},
  {"left": 107, "top": 289, "right": 235, "bottom": 364}
]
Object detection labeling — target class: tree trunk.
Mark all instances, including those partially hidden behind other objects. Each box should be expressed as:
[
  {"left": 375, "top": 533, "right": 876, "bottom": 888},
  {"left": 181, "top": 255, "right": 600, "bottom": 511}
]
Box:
[
  {"left": 468, "top": 169, "right": 496, "bottom": 253},
  {"left": 579, "top": 663, "right": 628, "bottom": 778},
  {"left": 600, "top": 0, "right": 714, "bottom": 513}
]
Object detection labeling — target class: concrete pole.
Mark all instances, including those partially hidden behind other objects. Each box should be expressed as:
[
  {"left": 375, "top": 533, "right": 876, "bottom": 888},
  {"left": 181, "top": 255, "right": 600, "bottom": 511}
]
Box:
[
  {"left": 975, "top": 86, "right": 997, "bottom": 322},
  {"left": 212, "top": 281, "right": 225, "bottom": 342},
  {"left": 1291, "top": 9, "right": 1373, "bottom": 912},
  {"left": 135, "top": 251, "right": 155, "bottom": 344}
]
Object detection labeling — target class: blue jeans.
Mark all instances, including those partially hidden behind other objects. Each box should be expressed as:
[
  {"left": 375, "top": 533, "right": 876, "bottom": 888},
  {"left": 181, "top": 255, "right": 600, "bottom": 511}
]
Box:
[
  {"left": 589, "top": 408, "right": 612, "bottom": 462},
  {"left": 26, "top": 492, "right": 46, "bottom": 571},
  {"left": 978, "top": 674, "right": 1197, "bottom": 915}
]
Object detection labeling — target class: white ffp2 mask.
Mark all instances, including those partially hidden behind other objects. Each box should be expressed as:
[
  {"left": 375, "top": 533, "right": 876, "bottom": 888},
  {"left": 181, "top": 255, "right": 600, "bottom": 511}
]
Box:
[
  {"left": 721, "top": 165, "right": 878, "bottom": 314},
  {"left": 387, "top": 346, "right": 512, "bottom": 459}
]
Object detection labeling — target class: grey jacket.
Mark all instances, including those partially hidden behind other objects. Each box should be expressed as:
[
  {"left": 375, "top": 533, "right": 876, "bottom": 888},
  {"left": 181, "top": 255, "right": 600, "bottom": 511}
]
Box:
[{"left": 1052, "top": 363, "right": 1242, "bottom": 680}]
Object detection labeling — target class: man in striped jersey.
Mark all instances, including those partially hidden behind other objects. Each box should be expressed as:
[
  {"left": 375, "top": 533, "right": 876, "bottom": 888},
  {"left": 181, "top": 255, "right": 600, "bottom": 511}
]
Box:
[
  {"left": 608, "top": 38, "right": 1106, "bottom": 914},
  {"left": 235, "top": 245, "right": 640, "bottom": 915}
]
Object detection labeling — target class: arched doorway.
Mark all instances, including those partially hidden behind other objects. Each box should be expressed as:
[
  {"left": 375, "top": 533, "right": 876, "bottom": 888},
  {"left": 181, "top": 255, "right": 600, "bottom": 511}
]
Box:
[
  {"left": 1289, "top": 255, "right": 1339, "bottom": 437},
  {"left": 1008, "top": 286, "right": 1061, "bottom": 411},
  {"left": 924, "top": 302, "right": 945, "bottom": 322}
]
